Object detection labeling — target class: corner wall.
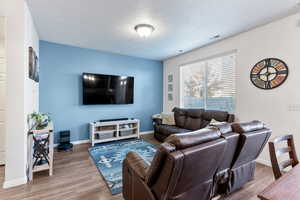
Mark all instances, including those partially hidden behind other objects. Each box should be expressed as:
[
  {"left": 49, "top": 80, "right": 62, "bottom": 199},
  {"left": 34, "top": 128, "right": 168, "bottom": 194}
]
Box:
[
  {"left": 163, "top": 12, "right": 300, "bottom": 165},
  {"left": 39, "top": 41, "right": 163, "bottom": 143},
  {"left": 2, "top": 0, "right": 39, "bottom": 188},
  {"left": 24, "top": 1, "right": 39, "bottom": 129}
]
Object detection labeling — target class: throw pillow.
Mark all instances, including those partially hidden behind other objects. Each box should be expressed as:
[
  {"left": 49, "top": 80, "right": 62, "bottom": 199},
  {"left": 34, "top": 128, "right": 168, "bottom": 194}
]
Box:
[
  {"left": 161, "top": 112, "right": 176, "bottom": 125},
  {"left": 152, "top": 114, "right": 162, "bottom": 119},
  {"left": 210, "top": 118, "right": 220, "bottom": 125}
]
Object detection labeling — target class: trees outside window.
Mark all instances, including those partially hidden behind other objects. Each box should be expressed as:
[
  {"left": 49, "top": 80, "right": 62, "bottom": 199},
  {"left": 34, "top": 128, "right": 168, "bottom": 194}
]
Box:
[{"left": 180, "top": 53, "right": 235, "bottom": 113}]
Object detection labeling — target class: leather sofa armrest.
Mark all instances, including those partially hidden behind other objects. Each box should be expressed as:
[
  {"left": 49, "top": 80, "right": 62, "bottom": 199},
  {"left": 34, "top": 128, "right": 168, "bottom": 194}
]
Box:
[
  {"left": 123, "top": 152, "right": 156, "bottom": 200},
  {"left": 124, "top": 152, "right": 150, "bottom": 180},
  {"left": 227, "top": 114, "right": 235, "bottom": 123},
  {"left": 153, "top": 118, "right": 163, "bottom": 126}
]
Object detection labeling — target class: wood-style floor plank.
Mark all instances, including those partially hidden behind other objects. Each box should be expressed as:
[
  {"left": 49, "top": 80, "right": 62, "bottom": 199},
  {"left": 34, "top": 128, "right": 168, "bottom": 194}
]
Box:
[{"left": 0, "top": 135, "right": 274, "bottom": 200}]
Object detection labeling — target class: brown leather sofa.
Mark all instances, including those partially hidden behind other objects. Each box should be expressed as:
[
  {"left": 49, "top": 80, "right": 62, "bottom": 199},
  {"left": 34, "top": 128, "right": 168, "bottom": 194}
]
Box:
[
  {"left": 123, "top": 121, "right": 271, "bottom": 200},
  {"left": 153, "top": 107, "right": 235, "bottom": 141}
]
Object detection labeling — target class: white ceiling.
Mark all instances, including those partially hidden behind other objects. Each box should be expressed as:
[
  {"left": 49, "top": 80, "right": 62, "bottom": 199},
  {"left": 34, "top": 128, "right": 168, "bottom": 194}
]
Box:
[{"left": 27, "top": 0, "right": 300, "bottom": 60}]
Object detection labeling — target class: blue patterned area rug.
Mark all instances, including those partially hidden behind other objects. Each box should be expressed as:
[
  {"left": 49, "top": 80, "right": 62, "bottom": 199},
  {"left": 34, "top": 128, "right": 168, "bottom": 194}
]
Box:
[{"left": 88, "top": 139, "right": 157, "bottom": 195}]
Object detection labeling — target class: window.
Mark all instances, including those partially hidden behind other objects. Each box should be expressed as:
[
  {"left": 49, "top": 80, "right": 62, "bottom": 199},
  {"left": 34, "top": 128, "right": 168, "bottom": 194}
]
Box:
[{"left": 180, "top": 53, "right": 236, "bottom": 113}]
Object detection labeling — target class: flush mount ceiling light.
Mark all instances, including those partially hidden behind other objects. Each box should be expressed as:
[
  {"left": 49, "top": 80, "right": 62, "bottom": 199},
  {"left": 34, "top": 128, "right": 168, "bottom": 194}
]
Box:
[{"left": 134, "top": 24, "right": 155, "bottom": 38}]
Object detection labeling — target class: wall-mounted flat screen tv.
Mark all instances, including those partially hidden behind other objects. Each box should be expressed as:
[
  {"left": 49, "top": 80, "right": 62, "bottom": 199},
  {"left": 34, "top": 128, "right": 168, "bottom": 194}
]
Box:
[{"left": 82, "top": 73, "right": 134, "bottom": 105}]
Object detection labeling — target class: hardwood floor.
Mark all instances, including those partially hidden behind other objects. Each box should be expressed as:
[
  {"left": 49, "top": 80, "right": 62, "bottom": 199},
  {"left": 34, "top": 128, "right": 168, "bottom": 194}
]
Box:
[{"left": 0, "top": 135, "right": 274, "bottom": 200}]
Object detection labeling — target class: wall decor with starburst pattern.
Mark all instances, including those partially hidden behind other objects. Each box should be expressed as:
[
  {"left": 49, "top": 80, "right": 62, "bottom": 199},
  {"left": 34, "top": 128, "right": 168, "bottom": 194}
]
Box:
[{"left": 250, "top": 58, "right": 289, "bottom": 90}]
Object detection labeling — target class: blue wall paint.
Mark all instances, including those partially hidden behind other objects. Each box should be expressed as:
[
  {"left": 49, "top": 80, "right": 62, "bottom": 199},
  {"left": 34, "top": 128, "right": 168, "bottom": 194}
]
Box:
[{"left": 39, "top": 41, "right": 163, "bottom": 143}]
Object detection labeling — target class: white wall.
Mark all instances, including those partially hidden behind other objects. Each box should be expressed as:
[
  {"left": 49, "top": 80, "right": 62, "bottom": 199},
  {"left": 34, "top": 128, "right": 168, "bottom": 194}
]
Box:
[
  {"left": 0, "top": 17, "right": 6, "bottom": 165},
  {"left": 24, "top": 2, "right": 39, "bottom": 126},
  {"left": 2, "top": 0, "right": 39, "bottom": 188},
  {"left": 0, "top": 17, "right": 4, "bottom": 55},
  {"left": 163, "top": 12, "right": 300, "bottom": 165}
]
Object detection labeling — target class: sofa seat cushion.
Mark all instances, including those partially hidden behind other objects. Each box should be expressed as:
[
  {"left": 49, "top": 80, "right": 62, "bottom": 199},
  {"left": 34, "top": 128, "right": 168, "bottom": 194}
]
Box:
[{"left": 157, "top": 125, "right": 190, "bottom": 136}]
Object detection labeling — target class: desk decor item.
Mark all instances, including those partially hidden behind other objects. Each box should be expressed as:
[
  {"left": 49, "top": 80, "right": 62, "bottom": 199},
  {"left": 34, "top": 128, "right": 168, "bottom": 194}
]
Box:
[
  {"left": 250, "top": 58, "right": 288, "bottom": 90},
  {"left": 29, "top": 112, "right": 51, "bottom": 130}
]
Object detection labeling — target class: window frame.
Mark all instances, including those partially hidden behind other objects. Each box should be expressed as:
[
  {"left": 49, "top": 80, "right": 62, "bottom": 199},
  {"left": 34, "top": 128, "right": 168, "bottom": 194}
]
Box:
[{"left": 179, "top": 50, "right": 237, "bottom": 113}]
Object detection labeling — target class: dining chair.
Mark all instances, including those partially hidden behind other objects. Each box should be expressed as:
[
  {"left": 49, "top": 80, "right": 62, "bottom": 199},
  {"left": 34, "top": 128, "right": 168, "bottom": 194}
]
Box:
[{"left": 269, "top": 134, "right": 299, "bottom": 180}]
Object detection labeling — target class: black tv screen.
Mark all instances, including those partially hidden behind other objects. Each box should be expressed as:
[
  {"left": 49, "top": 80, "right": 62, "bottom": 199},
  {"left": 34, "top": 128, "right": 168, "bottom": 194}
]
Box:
[{"left": 82, "top": 73, "right": 134, "bottom": 105}]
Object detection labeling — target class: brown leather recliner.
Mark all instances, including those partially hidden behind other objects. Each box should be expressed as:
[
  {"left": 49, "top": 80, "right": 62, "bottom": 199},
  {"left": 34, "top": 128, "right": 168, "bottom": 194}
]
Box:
[
  {"left": 211, "top": 121, "right": 271, "bottom": 195},
  {"left": 153, "top": 107, "right": 235, "bottom": 142},
  {"left": 123, "top": 121, "right": 271, "bottom": 200}
]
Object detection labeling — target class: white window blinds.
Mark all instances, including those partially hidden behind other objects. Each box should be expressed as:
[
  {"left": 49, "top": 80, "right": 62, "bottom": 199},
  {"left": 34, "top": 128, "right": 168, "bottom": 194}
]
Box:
[{"left": 180, "top": 53, "right": 236, "bottom": 113}]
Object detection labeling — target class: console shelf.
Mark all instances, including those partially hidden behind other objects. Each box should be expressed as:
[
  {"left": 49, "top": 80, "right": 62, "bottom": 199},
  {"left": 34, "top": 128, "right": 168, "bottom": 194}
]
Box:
[{"left": 89, "top": 119, "right": 140, "bottom": 146}]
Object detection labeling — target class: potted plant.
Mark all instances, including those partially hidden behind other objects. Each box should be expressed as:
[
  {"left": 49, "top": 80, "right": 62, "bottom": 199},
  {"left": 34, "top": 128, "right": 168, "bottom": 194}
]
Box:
[{"left": 29, "top": 112, "right": 51, "bottom": 130}]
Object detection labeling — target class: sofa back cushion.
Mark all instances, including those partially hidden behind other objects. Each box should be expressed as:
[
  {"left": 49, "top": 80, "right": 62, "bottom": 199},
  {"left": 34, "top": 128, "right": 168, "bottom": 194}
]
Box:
[
  {"left": 231, "top": 120, "right": 264, "bottom": 133},
  {"left": 165, "top": 127, "right": 221, "bottom": 149},
  {"left": 149, "top": 128, "right": 226, "bottom": 200},
  {"left": 169, "top": 138, "right": 226, "bottom": 200},
  {"left": 173, "top": 107, "right": 187, "bottom": 128},
  {"left": 230, "top": 121, "right": 271, "bottom": 167},
  {"left": 146, "top": 142, "right": 176, "bottom": 186},
  {"left": 184, "top": 109, "right": 205, "bottom": 130},
  {"left": 173, "top": 107, "right": 205, "bottom": 130},
  {"left": 172, "top": 107, "right": 234, "bottom": 130}
]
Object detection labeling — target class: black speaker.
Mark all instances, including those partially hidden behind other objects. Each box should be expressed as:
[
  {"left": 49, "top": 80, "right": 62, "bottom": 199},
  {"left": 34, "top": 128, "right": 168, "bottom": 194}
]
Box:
[{"left": 57, "top": 130, "right": 73, "bottom": 151}]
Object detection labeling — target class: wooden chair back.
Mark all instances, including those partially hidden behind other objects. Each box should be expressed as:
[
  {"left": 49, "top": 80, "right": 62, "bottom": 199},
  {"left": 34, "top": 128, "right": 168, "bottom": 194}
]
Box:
[{"left": 269, "top": 135, "right": 299, "bottom": 180}]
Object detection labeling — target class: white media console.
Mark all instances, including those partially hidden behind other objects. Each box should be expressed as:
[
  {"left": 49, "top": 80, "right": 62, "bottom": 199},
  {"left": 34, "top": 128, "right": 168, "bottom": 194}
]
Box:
[{"left": 89, "top": 119, "right": 140, "bottom": 146}]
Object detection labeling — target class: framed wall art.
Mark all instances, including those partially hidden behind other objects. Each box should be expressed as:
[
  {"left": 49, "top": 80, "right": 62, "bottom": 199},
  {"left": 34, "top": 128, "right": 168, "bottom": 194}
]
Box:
[
  {"left": 29, "top": 46, "right": 39, "bottom": 82},
  {"left": 167, "top": 74, "right": 174, "bottom": 102}
]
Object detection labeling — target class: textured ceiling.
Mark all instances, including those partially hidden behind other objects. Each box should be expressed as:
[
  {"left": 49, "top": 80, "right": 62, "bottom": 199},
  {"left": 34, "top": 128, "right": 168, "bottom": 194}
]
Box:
[{"left": 27, "top": 0, "right": 300, "bottom": 60}]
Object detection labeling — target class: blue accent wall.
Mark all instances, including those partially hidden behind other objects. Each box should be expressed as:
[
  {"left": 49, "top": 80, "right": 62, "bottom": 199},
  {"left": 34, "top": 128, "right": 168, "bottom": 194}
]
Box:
[{"left": 39, "top": 41, "right": 163, "bottom": 143}]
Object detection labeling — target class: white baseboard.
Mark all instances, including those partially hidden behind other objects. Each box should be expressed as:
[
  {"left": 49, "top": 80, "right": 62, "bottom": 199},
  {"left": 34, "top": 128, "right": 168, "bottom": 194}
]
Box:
[
  {"left": 140, "top": 130, "right": 154, "bottom": 135},
  {"left": 54, "top": 131, "right": 154, "bottom": 147},
  {"left": 3, "top": 176, "right": 27, "bottom": 189},
  {"left": 72, "top": 139, "right": 90, "bottom": 145},
  {"left": 256, "top": 158, "right": 271, "bottom": 167},
  {"left": 54, "top": 139, "right": 90, "bottom": 147}
]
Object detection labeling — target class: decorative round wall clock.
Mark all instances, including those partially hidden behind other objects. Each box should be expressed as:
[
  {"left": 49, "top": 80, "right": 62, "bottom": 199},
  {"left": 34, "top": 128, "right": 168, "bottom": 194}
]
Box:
[{"left": 250, "top": 58, "right": 289, "bottom": 90}]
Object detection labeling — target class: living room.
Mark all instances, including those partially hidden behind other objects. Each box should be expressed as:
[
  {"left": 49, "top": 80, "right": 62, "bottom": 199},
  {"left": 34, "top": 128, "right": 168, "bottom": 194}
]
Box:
[{"left": 1, "top": 0, "right": 300, "bottom": 199}]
